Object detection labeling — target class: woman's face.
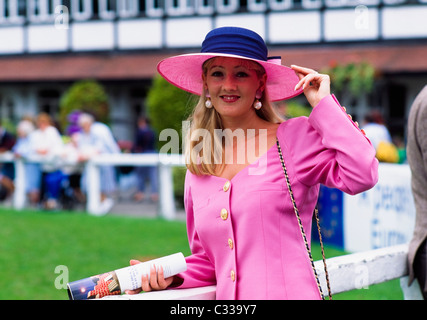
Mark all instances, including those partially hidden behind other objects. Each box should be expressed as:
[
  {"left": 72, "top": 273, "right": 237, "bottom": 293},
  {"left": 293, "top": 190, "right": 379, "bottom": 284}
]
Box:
[{"left": 204, "top": 57, "right": 266, "bottom": 119}]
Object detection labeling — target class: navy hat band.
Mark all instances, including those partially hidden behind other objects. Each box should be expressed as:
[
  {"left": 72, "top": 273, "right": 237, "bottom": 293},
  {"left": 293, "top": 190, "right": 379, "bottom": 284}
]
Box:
[{"left": 201, "top": 27, "right": 268, "bottom": 62}]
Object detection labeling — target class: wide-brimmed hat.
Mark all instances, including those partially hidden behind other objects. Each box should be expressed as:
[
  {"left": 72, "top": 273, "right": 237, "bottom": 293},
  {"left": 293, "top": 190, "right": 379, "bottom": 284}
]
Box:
[{"left": 157, "top": 27, "right": 303, "bottom": 102}]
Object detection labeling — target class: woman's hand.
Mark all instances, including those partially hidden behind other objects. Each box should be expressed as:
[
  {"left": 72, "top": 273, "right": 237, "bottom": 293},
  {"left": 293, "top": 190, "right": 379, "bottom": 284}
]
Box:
[
  {"left": 124, "top": 259, "right": 175, "bottom": 295},
  {"left": 292, "top": 65, "right": 331, "bottom": 108}
]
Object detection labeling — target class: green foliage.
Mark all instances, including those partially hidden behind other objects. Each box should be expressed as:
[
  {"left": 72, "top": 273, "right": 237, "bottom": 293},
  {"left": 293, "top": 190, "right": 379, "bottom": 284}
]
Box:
[
  {"left": 59, "top": 79, "right": 109, "bottom": 132},
  {"left": 1, "top": 118, "right": 16, "bottom": 135},
  {"left": 146, "top": 75, "right": 196, "bottom": 152},
  {"left": 322, "top": 62, "right": 375, "bottom": 97},
  {"left": 284, "top": 101, "right": 312, "bottom": 118}
]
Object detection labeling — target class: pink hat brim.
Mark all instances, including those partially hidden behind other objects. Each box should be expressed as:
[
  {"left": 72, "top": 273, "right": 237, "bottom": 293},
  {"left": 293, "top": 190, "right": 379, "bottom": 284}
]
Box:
[{"left": 157, "top": 53, "right": 303, "bottom": 102}]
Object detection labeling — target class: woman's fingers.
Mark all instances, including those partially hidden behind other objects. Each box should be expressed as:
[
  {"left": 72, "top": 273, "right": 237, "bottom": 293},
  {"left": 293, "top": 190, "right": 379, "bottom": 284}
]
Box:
[
  {"left": 157, "top": 266, "right": 174, "bottom": 289},
  {"left": 126, "top": 258, "right": 177, "bottom": 295},
  {"left": 291, "top": 64, "right": 318, "bottom": 78},
  {"left": 126, "top": 263, "right": 173, "bottom": 294},
  {"left": 130, "top": 259, "right": 141, "bottom": 266},
  {"left": 294, "top": 73, "right": 321, "bottom": 91},
  {"left": 292, "top": 65, "right": 320, "bottom": 90},
  {"left": 141, "top": 273, "right": 152, "bottom": 292},
  {"left": 125, "top": 288, "right": 142, "bottom": 294},
  {"left": 291, "top": 64, "right": 331, "bottom": 108}
]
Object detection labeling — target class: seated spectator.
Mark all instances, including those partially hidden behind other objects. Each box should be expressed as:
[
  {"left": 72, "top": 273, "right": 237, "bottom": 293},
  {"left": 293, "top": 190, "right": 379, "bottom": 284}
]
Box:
[
  {"left": 13, "top": 119, "right": 42, "bottom": 206},
  {"left": 0, "top": 120, "right": 16, "bottom": 198},
  {"left": 32, "top": 113, "right": 65, "bottom": 210},
  {"left": 77, "top": 113, "right": 120, "bottom": 215}
]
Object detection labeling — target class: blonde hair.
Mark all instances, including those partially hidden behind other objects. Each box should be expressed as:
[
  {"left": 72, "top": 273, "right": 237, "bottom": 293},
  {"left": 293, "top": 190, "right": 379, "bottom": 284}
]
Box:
[{"left": 185, "top": 58, "right": 283, "bottom": 176}]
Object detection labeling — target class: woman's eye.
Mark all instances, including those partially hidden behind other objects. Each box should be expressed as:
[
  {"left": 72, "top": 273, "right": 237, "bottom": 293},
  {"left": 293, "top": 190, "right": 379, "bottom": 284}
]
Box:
[
  {"left": 236, "top": 72, "right": 249, "bottom": 78},
  {"left": 211, "top": 71, "right": 223, "bottom": 77}
]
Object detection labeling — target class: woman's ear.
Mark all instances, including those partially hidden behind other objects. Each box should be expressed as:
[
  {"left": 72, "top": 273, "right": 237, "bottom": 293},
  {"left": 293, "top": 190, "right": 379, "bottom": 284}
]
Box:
[{"left": 258, "top": 74, "right": 267, "bottom": 93}]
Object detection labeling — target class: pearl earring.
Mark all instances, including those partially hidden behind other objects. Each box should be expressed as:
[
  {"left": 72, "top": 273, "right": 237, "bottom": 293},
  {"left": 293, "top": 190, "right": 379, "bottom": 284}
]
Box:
[
  {"left": 205, "top": 98, "right": 213, "bottom": 108},
  {"left": 253, "top": 90, "right": 262, "bottom": 110},
  {"left": 205, "top": 91, "right": 213, "bottom": 108}
]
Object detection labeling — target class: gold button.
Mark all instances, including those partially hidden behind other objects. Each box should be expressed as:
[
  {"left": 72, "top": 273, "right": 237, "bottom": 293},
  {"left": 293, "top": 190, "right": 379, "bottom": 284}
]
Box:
[
  {"left": 220, "top": 208, "right": 228, "bottom": 220},
  {"left": 228, "top": 238, "right": 234, "bottom": 250},
  {"left": 223, "top": 181, "right": 230, "bottom": 192},
  {"left": 230, "top": 270, "right": 236, "bottom": 282}
]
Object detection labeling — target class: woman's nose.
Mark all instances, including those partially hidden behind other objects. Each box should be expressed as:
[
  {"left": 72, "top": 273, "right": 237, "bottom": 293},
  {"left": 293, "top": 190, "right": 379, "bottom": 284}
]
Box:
[{"left": 222, "top": 75, "right": 237, "bottom": 91}]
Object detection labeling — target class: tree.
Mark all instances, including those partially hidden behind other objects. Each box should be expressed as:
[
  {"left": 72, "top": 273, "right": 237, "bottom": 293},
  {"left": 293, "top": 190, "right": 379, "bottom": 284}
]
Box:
[
  {"left": 146, "top": 75, "right": 196, "bottom": 152},
  {"left": 59, "top": 79, "right": 109, "bottom": 134},
  {"left": 321, "top": 61, "right": 376, "bottom": 97}
]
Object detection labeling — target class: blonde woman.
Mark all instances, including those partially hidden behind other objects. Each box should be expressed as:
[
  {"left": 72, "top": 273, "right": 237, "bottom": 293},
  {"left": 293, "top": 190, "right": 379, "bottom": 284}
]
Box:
[{"left": 128, "top": 27, "right": 379, "bottom": 300}]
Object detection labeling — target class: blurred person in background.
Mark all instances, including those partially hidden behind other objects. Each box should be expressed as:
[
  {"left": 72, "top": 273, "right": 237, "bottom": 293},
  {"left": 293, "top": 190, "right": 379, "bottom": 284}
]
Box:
[
  {"left": 60, "top": 125, "right": 86, "bottom": 208},
  {"left": 0, "top": 120, "right": 16, "bottom": 199},
  {"left": 132, "top": 116, "right": 158, "bottom": 202},
  {"left": 407, "top": 85, "right": 427, "bottom": 300},
  {"left": 32, "top": 112, "right": 65, "bottom": 210},
  {"left": 13, "top": 119, "right": 41, "bottom": 206},
  {"left": 362, "top": 110, "right": 399, "bottom": 163},
  {"left": 362, "top": 111, "right": 392, "bottom": 150},
  {"left": 77, "top": 113, "right": 120, "bottom": 215}
]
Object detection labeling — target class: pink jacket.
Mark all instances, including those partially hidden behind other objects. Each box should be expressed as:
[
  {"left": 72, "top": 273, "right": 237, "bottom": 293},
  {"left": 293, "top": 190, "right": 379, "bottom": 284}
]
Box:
[{"left": 175, "top": 95, "right": 379, "bottom": 299}]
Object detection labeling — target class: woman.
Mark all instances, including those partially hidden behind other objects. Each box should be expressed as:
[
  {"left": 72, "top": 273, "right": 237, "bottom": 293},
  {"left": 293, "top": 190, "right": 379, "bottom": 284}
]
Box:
[
  {"left": 128, "top": 27, "right": 379, "bottom": 299},
  {"left": 13, "top": 119, "right": 41, "bottom": 205},
  {"left": 77, "top": 113, "right": 120, "bottom": 215},
  {"left": 32, "top": 112, "right": 65, "bottom": 209}
]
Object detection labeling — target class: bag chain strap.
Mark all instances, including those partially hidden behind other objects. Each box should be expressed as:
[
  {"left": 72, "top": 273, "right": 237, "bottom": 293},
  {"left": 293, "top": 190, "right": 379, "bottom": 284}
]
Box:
[{"left": 276, "top": 138, "right": 332, "bottom": 300}]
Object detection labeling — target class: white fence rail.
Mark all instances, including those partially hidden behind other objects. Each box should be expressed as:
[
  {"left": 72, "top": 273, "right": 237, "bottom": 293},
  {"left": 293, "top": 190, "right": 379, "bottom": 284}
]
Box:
[
  {"left": 86, "top": 153, "right": 185, "bottom": 219},
  {"left": 102, "top": 244, "right": 423, "bottom": 300},
  {"left": 0, "top": 152, "right": 186, "bottom": 219}
]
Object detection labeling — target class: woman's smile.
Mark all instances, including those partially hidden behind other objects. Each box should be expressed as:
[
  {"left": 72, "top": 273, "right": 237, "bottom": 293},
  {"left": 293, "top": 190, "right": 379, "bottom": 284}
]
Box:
[{"left": 220, "top": 95, "right": 240, "bottom": 103}]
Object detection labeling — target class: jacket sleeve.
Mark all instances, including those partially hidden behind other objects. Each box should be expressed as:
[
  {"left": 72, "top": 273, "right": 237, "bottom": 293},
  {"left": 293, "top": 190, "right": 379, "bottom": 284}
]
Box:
[
  {"left": 172, "top": 171, "right": 217, "bottom": 289},
  {"left": 283, "top": 94, "right": 379, "bottom": 195}
]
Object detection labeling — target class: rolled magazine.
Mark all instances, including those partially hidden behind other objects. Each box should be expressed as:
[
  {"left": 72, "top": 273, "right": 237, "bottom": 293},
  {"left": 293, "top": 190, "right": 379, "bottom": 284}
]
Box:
[{"left": 67, "top": 252, "right": 187, "bottom": 300}]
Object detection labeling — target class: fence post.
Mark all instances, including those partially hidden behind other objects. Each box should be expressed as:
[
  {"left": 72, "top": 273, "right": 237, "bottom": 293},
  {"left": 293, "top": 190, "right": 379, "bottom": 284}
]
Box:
[
  {"left": 158, "top": 163, "right": 176, "bottom": 220},
  {"left": 13, "top": 158, "right": 26, "bottom": 210},
  {"left": 86, "top": 160, "right": 102, "bottom": 216},
  {"left": 400, "top": 276, "right": 424, "bottom": 300}
]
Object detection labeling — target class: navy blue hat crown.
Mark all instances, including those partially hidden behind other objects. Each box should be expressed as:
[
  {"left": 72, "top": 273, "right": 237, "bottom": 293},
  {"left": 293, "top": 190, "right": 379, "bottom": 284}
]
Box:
[{"left": 201, "top": 27, "right": 268, "bottom": 62}]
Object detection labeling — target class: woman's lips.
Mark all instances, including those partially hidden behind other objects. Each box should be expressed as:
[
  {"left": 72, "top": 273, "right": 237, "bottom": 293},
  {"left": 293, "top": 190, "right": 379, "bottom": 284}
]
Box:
[{"left": 221, "top": 95, "right": 240, "bottom": 103}]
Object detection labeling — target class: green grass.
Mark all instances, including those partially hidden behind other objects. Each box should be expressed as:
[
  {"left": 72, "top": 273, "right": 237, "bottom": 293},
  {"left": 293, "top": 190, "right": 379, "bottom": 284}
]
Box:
[
  {"left": 0, "top": 207, "right": 403, "bottom": 300},
  {"left": 0, "top": 208, "right": 190, "bottom": 300}
]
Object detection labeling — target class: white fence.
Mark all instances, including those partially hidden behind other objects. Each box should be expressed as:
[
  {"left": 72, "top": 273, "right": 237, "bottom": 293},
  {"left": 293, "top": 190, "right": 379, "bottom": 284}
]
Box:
[
  {"left": 85, "top": 153, "right": 185, "bottom": 218},
  {"left": 102, "top": 244, "right": 424, "bottom": 300},
  {"left": 0, "top": 152, "right": 185, "bottom": 219}
]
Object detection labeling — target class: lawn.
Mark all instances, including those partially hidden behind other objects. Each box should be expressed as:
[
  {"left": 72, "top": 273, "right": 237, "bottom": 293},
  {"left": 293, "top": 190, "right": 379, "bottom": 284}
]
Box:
[{"left": 0, "top": 207, "right": 403, "bottom": 300}]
